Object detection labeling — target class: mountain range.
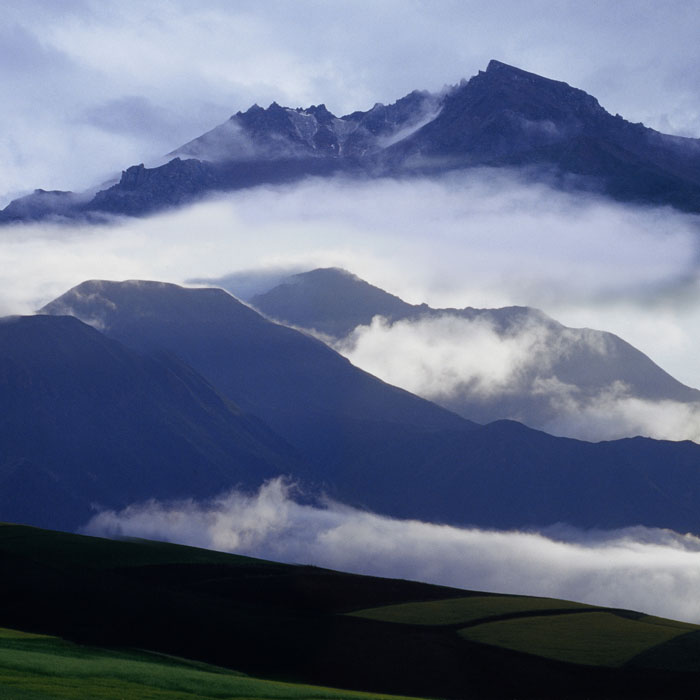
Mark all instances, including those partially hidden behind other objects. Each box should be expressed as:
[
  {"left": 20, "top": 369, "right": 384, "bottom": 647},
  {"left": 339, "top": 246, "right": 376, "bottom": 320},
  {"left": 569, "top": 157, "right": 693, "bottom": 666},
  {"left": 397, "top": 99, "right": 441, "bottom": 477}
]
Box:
[
  {"left": 0, "top": 313, "right": 302, "bottom": 530},
  {"left": 213, "top": 267, "right": 700, "bottom": 437},
  {"left": 0, "top": 278, "right": 691, "bottom": 534},
  {"left": 3, "top": 59, "right": 700, "bottom": 222}
]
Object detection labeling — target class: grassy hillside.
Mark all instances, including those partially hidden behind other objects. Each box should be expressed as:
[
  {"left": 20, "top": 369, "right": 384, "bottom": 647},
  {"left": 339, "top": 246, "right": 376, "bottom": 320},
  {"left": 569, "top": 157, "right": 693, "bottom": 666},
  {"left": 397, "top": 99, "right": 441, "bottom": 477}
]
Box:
[
  {"left": 3, "top": 522, "right": 700, "bottom": 699},
  {"left": 0, "top": 627, "right": 423, "bottom": 700},
  {"left": 352, "top": 597, "right": 700, "bottom": 671}
]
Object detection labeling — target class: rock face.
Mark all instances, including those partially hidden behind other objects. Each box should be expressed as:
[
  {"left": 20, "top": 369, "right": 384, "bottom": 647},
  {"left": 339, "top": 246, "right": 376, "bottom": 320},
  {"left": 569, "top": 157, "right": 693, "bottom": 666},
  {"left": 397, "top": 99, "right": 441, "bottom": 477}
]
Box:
[
  {"left": 3, "top": 60, "right": 700, "bottom": 221},
  {"left": 385, "top": 60, "right": 700, "bottom": 210}
]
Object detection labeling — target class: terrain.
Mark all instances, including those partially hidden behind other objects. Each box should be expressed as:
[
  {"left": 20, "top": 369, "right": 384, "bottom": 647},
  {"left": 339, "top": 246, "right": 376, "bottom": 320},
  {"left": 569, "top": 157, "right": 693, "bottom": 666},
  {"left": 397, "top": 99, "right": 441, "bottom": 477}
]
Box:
[
  {"left": 4, "top": 59, "right": 700, "bottom": 221},
  {"left": 3, "top": 523, "right": 700, "bottom": 699},
  {"left": 18, "top": 278, "right": 700, "bottom": 535},
  {"left": 0, "top": 313, "right": 302, "bottom": 531},
  {"left": 226, "top": 267, "right": 700, "bottom": 434}
]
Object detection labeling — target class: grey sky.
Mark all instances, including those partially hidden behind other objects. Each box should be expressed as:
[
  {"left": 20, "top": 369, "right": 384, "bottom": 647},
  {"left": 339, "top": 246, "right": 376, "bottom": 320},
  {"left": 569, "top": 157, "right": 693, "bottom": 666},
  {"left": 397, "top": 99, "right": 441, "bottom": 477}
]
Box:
[{"left": 2, "top": 0, "right": 700, "bottom": 201}]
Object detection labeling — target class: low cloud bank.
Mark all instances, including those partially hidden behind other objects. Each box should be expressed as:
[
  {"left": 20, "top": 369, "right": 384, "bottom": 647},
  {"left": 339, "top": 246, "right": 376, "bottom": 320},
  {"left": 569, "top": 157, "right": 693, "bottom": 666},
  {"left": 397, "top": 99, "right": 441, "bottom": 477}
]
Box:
[
  {"left": 336, "top": 314, "right": 700, "bottom": 443},
  {"left": 84, "top": 478, "right": 700, "bottom": 624},
  {"left": 543, "top": 385, "right": 700, "bottom": 443},
  {"left": 2, "top": 171, "right": 700, "bottom": 389}
]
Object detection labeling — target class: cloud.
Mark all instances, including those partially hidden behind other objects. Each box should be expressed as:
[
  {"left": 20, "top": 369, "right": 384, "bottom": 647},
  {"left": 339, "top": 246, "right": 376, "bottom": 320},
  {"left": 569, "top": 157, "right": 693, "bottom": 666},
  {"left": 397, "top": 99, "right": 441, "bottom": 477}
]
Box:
[
  {"left": 1, "top": 171, "right": 699, "bottom": 387},
  {"left": 83, "top": 478, "right": 700, "bottom": 624},
  {"left": 542, "top": 387, "right": 700, "bottom": 443},
  {"left": 333, "top": 313, "right": 700, "bottom": 442},
  {"left": 336, "top": 314, "right": 554, "bottom": 400}
]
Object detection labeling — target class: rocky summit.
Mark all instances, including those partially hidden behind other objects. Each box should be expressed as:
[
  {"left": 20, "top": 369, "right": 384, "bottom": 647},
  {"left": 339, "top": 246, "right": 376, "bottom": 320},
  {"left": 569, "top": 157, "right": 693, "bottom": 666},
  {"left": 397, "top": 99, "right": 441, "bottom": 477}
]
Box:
[{"left": 3, "top": 60, "right": 700, "bottom": 222}]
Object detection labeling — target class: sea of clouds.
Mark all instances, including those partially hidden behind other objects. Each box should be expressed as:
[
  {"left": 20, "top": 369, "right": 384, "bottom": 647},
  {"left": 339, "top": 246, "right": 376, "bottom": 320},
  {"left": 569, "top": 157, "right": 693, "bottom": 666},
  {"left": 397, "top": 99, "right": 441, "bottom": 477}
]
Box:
[{"left": 84, "top": 478, "right": 700, "bottom": 624}]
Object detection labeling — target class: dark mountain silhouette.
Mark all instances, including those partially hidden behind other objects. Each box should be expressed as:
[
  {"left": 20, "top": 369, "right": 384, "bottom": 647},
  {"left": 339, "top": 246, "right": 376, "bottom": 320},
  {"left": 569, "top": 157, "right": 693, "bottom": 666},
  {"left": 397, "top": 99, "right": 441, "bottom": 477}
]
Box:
[
  {"left": 384, "top": 60, "right": 700, "bottom": 212},
  {"left": 0, "top": 314, "right": 301, "bottom": 530},
  {"left": 3, "top": 60, "right": 700, "bottom": 221},
  {"left": 40, "top": 280, "right": 700, "bottom": 534},
  {"left": 40, "top": 281, "right": 472, "bottom": 469}
]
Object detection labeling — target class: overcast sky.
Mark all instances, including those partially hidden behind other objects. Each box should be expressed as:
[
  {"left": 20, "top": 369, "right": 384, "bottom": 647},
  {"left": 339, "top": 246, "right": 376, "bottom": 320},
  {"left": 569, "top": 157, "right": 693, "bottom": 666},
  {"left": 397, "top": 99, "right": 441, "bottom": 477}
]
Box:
[{"left": 2, "top": 0, "right": 700, "bottom": 201}]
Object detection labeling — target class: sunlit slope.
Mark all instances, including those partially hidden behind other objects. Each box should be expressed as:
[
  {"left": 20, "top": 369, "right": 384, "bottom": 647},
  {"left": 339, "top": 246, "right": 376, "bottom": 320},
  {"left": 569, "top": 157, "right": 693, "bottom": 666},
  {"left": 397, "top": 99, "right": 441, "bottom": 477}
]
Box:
[
  {"left": 350, "top": 595, "right": 594, "bottom": 626},
  {"left": 351, "top": 596, "right": 700, "bottom": 671},
  {"left": 4, "top": 522, "right": 700, "bottom": 698},
  {"left": 0, "top": 628, "right": 422, "bottom": 700},
  {"left": 459, "top": 612, "right": 696, "bottom": 668}
]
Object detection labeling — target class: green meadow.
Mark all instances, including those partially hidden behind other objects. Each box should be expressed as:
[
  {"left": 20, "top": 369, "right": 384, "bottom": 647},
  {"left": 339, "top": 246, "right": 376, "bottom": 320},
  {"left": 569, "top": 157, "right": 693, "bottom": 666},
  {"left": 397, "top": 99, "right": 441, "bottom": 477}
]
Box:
[
  {"left": 458, "top": 611, "right": 697, "bottom": 668},
  {"left": 0, "top": 628, "right": 421, "bottom": 700},
  {"left": 349, "top": 594, "right": 594, "bottom": 626}
]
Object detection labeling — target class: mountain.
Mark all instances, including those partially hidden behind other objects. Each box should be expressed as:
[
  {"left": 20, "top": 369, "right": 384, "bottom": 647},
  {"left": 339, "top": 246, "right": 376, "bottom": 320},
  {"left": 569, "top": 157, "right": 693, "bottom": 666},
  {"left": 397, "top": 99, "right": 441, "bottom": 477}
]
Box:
[
  {"left": 227, "top": 267, "right": 700, "bottom": 436},
  {"left": 40, "top": 279, "right": 700, "bottom": 534},
  {"left": 3, "top": 60, "right": 700, "bottom": 221},
  {"left": 384, "top": 60, "right": 700, "bottom": 211},
  {"left": 4, "top": 523, "right": 700, "bottom": 699},
  {"left": 39, "top": 280, "right": 474, "bottom": 483},
  {"left": 0, "top": 314, "right": 301, "bottom": 530}
]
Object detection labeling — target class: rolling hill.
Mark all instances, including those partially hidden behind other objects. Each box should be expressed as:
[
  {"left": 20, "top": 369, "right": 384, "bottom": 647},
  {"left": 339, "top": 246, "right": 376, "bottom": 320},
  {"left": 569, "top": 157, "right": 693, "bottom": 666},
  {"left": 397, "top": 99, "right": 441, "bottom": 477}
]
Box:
[{"left": 3, "top": 522, "right": 700, "bottom": 699}]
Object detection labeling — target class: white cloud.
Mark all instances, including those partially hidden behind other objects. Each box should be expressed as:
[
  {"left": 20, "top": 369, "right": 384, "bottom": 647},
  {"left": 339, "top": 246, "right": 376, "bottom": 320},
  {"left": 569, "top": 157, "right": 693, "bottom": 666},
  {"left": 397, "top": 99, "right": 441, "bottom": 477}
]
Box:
[
  {"left": 83, "top": 478, "right": 700, "bottom": 624},
  {"left": 333, "top": 313, "right": 700, "bottom": 442},
  {"left": 1, "top": 172, "right": 699, "bottom": 390},
  {"left": 336, "top": 314, "right": 551, "bottom": 399},
  {"left": 543, "top": 387, "right": 700, "bottom": 443}
]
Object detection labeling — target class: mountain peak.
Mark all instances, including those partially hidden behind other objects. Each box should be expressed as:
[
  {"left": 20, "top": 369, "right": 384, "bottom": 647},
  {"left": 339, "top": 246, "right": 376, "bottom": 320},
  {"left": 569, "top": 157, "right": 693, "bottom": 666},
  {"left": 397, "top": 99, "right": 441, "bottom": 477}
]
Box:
[
  {"left": 480, "top": 58, "right": 587, "bottom": 97},
  {"left": 486, "top": 59, "right": 518, "bottom": 72},
  {"left": 485, "top": 59, "right": 543, "bottom": 78}
]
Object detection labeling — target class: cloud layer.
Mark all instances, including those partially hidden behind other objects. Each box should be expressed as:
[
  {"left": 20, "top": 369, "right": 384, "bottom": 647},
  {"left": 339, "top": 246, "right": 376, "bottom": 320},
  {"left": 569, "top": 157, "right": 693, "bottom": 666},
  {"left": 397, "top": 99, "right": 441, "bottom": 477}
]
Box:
[
  {"left": 2, "top": 171, "right": 700, "bottom": 391},
  {"left": 84, "top": 478, "right": 700, "bottom": 624}
]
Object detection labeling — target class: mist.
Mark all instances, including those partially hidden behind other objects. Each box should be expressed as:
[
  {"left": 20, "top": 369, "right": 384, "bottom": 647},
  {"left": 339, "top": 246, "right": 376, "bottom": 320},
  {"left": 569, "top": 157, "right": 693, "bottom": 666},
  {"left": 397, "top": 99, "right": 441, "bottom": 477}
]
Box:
[
  {"left": 2, "top": 170, "right": 699, "bottom": 391},
  {"left": 84, "top": 478, "right": 700, "bottom": 625},
  {"left": 334, "top": 314, "right": 700, "bottom": 442}
]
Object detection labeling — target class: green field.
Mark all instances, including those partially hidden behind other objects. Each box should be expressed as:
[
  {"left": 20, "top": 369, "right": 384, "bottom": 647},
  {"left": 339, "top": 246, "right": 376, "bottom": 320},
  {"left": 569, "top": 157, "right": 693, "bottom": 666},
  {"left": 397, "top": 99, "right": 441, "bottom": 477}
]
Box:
[
  {"left": 349, "top": 594, "right": 594, "bottom": 626},
  {"left": 0, "top": 628, "right": 421, "bottom": 700},
  {"left": 4, "top": 522, "right": 700, "bottom": 699},
  {"left": 458, "top": 611, "right": 698, "bottom": 668}
]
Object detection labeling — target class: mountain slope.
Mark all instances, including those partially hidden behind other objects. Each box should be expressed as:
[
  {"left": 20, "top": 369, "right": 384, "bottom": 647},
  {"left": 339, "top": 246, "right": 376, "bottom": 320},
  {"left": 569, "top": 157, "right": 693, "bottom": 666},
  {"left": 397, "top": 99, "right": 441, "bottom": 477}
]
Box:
[
  {"left": 0, "top": 314, "right": 301, "bottom": 530},
  {"left": 242, "top": 267, "right": 700, "bottom": 437},
  {"left": 3, "top": 60, "right": 700, "bottom": 221},
  {"left": 385, "top": 60, "right": 700, "bottom": 211},
  {"left": 40, "top": 279, "right": 700, "bottom": 534}
]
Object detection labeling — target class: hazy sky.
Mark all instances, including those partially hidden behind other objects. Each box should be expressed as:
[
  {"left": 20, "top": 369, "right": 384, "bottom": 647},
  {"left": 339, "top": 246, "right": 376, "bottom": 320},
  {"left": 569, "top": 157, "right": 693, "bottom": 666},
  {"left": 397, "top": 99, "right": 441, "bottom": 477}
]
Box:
[{"left": 2, "top": 0, "right": 700, "bottom": 201}]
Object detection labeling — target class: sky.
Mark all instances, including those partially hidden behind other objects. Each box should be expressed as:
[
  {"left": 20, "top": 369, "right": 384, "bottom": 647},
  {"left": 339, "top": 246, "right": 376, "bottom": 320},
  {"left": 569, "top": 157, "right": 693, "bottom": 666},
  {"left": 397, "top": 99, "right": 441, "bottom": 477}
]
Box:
[{"left": 2, "top": 0, "right": 700, "bottom": 201}]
